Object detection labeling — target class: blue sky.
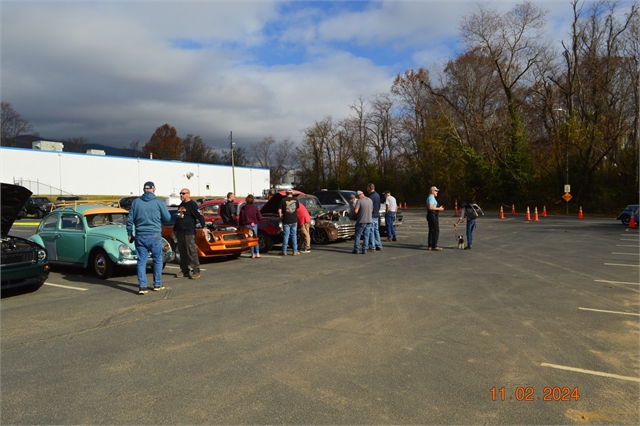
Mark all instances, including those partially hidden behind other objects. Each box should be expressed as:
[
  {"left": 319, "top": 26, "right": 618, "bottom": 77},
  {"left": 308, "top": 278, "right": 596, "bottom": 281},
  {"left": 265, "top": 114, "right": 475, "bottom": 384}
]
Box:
[{"left": 0, "top": 0, "right": 624, "bottom": 151}]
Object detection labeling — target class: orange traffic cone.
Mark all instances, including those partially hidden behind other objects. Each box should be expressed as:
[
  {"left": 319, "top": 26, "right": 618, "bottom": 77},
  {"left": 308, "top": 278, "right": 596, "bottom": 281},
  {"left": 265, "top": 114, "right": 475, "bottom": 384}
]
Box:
[
  {"left": 542, "top": 205, "right": 547, "bottom": 217},
  {"left": 525, "top": 206, "right": 531, "bottom": 221},
  {"left": 404, "top": 202, "right": 407, "bottom": 209},
  {"left": 578, "top": 206, "right": 584, "bottom": 219},
  {"left": 629, "top": 210, "right": 636, "bottom": 229},
  {"left": 533, "top": 207, "right": 539, "bottom": 221},
  {"left": 454, "top": 198, "right": 459, "bottom": 217},
  {"left": 511, "top": 204, "right": 516, "bottom": 215},
  {"left": 499, "top": 206, "right": 505, "bottom": 219}
]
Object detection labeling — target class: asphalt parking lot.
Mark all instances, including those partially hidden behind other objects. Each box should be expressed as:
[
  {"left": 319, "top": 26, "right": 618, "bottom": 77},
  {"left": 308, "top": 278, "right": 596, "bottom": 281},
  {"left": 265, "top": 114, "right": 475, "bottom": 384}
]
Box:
[{"left": 2, "top": 210, "right": 639, "bottom": 425}]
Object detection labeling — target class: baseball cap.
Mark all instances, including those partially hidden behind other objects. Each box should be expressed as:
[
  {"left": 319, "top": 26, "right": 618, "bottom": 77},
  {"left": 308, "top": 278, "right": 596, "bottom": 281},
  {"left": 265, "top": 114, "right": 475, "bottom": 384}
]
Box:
[
  {"left": 383, "top": 190, "right": 390, "bottom": 194},
  {"left": 286, "top": 188, "right": 293, "bottom": 193},
  {"left": 430, "top": 186, "right": 439, "bottom": 192},
  {"left": 143, "top": 181, "right": 155, "bottom": 189},
  {"left": 356, "top": 190, "right": 364, "bottom": 196}
]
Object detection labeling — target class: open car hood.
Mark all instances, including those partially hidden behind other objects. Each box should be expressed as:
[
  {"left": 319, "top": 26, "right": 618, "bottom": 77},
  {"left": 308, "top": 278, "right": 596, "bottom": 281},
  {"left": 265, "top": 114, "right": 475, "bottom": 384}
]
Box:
[
  {"left": 260, "top": 190, "right": 305, "bottom": 214},
  {"left": 1, "top": 182, "right": 32, "bottom": 236}
]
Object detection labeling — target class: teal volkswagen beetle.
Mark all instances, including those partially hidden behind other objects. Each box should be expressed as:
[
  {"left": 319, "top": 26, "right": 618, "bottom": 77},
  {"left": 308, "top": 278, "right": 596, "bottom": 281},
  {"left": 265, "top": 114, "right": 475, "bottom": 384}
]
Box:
[{"left": 29, "top": 204, "right": 174, "bottom": 279}]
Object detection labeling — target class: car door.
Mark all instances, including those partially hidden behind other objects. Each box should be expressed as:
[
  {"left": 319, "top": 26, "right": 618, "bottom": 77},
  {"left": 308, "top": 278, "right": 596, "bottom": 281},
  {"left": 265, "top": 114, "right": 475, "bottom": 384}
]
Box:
[{"left": 55, "top": 213, "right": 87, "bottom": 264}]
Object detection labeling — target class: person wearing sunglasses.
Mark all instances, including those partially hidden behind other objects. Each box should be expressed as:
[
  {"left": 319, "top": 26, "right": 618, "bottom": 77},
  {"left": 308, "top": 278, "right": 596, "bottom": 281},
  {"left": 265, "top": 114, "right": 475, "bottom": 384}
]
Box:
[{"left": 173, "top": 188, "right": 207, "bottom": 279}]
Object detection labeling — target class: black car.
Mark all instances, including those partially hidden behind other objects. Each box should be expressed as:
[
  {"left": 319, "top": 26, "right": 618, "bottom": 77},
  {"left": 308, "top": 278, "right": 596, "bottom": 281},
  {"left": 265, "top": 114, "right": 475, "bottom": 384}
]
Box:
[
  {"left": 116, "top": 196, "right": 137, "bottom": 210},
  {"left": 25, "top": 196, "right": 53, "bottom": 218},
  {"left": 1, "top": 183, "right": 50, "bottom": 295}
]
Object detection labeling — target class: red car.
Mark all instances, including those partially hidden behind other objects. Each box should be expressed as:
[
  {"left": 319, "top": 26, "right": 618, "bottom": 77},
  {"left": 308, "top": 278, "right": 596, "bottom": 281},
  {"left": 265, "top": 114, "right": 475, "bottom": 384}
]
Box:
[{"left": 199, "top": 198, "right": 245, "bottom": 224}]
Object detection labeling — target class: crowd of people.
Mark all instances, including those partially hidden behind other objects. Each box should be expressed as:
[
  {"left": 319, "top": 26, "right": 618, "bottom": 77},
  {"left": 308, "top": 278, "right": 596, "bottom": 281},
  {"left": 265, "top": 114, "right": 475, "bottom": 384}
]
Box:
[{"left": 127, "top": 180, "right": 474, "bottom": 295}]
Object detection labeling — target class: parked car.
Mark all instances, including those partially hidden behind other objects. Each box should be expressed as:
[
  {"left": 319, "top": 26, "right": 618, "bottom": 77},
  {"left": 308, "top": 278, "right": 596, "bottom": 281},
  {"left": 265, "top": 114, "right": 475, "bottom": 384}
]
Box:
[
  {"left": 25, "top": 196, "right": 53, "bottom": 218},
  {"left": 115, "top": 196, "right": 137, "bottom": 210},
  {"left": 29, "top": 204, "right": 174, "bottom": 279},
  {"left": 1, "top": 183, "right": 50, "bottom": 294},
  {"left": 161, "top": 208, "right": 258, "bottom": 261},
  {"left": 199, "top": 198, "right": 245, "bottom": 224},
  {"left": 616, "top": 204, "right": 639, "bottom": 226},
  {"left": 314, "top": 189, "right": 402, "bottom": 233},
  {"left": 257, "top": 190, "right": 355, "bottom": 251}
]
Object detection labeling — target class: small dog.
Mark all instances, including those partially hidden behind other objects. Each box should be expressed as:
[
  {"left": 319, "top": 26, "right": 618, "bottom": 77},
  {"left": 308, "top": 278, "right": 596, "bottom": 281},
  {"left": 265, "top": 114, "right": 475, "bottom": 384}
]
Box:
[{"left": 458, "top": 235, "right": 465, "bottom": 249}]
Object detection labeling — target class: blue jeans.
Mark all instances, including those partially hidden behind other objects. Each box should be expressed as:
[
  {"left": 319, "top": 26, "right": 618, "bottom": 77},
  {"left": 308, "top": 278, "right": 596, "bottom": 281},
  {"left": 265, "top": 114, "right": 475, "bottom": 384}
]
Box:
[
  {"left": 385, "top": 212, "right": 396, "bottom": 239},
  {"left": 282, "top": 222, "right": 298, "bottom": 253},
  {"left": 466, "top": 219, "right": 476, "bottom": 246},
  {"left": 248, "top": 224, "right": 259, "bottom": 255},
  {"left": 135, "top": 233, "right": 163, "bottom": 289},
  {"left": 369, "top": 219, "right": 382, "bottom": 249},
  {"left": 353, "top": 223, "right": 372, "bottom": 253}
]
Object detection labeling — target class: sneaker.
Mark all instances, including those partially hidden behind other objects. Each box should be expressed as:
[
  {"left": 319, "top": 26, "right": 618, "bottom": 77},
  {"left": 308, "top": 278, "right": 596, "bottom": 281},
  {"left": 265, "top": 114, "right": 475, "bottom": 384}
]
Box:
[
  {"left": 293, "top": 252, "right": 301, "bottom": 256},
  {"left": 190, "top": 272, "right": 201, "bottom": 279},
  {"left": 175, "top": 271, "right": 185, "bottom": 278},
  {"left": 302, "top": 249, "right": 311, "bottom": 253},
  {"left": 433, "top": 247, "right": 443, "bottom": 251},
  {"left": 256, "top": 254, "right": 261, "bottom": 258},
  {"left": 385, "top": 238, "right": 392, "bottom": 242},
  {"left": 278, "top": 252, "right": 287, "bottom": 256},
  {"left": 464, "top": 245, "right": 472, "bottom": 250},
  {"left": 427, "top": 247, "right": 433, "bottom": 251},
  {"left": 153, "top": 286, "right": 165, "bottom": 291},
  {"left": 368, "top": 249, "right": 376, "bottom": 253},
  {"left": 352, "top": 250, "right": 359, "bottom": 254},
  {"left": 392, "top": 238, "right": 397, "bottom": 241},
  {"left": 376, "top": 248, "right": 382, "bottom": 251},
  {"left": 138, "top": 288, "right": 148, "bottom": 295}
]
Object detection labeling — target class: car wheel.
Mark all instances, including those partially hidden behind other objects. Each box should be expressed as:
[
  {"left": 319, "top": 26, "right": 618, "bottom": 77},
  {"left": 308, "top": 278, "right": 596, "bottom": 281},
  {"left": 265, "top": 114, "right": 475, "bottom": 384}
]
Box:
[
  {"left": 620, "top": 215, "right": 630, "bottom": 226},
  {"left": 312, "top": 228, "right": 329, "bottom": 245},
  {"left": 91, "top": 249, "right": 114, "bottom": 279},
  {"left": 258, "top": 231, "right": 273, "bottom": 253},
  {"left": 35, "top": 209, "right": 43, "bottom": 219}
]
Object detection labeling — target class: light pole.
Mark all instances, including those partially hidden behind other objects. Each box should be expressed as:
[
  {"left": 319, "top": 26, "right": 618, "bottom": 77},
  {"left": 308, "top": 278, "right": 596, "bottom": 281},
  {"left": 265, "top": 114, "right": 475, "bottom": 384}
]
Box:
[
  {"left": 554, "top": 108, "right": 569, "bottom": 215},
  {"left": 229, "top": 131, "right": 236, "bottom": 195}
]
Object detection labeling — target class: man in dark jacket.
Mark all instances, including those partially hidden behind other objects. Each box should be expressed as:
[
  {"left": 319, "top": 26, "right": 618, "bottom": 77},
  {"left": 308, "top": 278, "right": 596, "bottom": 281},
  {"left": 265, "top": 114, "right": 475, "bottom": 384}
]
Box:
[
  {"left": 367, "top": 183, "right": 383, "bottom": 252},
  {"left": 220, "top": 192, "right": 237, "bottom": 224},
  {"left": 126, "top": 181, "right": 172, "bottom": 294},
  {"left": 173, "top": 188, "right": 207, "bottom": 279}
]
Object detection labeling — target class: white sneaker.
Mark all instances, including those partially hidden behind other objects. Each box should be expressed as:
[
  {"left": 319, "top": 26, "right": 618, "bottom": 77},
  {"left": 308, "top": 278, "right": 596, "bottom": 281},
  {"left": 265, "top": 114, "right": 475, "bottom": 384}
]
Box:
[{"left": 302, "top": 249, "right": 311, "bottom": 253}]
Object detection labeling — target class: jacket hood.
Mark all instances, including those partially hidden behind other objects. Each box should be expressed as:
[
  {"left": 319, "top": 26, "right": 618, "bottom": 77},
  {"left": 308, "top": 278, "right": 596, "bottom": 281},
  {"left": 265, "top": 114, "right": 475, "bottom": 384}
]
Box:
[
  {"left": 140, "top": 192, "right": 156, "bottom": 202},
  {"left": 1, "top": 182, "right": 32, "bottom": 236}
]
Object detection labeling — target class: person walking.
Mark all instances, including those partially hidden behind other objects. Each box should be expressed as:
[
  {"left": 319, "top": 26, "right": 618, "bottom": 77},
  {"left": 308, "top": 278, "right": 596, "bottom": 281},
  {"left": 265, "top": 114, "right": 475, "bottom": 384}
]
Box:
[
  {"left": 367, "top": 183, "right": 383, "bottom": 252},
  {"left": 352, "top": 190, "right": 373, "bottom": 254},
  {"left": 278, "top": 189, "right": 300, "bottom": 256},
  {"left": 426, "top": 186, "right": 444, "bottom": 251},
  {"left": 126, "top": 181, "right": 172, "bottom": 295},
  {"left": 454, "top": 202, "right": 482, "bottom": 250},
  {"left": 173, "top": 188, "right": 207, "bottom": 279},
  {"left": 383, "top": 190, "right": 397, "bottom": 242},
  {"left": 297, "top": 201, "right": 312, "bottom": 253},
  {"left": 239, "top": 194, "right": 263, "bottom": 258},
  {"left": 220, "top": 192, "right": 237, "bottom": 224}
]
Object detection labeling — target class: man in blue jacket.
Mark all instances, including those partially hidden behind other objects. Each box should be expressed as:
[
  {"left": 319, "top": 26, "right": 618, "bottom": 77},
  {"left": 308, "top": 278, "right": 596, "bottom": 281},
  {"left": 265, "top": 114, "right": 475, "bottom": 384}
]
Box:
[{"left": 126, "top": 181, "right": 172, "bottom": 295}]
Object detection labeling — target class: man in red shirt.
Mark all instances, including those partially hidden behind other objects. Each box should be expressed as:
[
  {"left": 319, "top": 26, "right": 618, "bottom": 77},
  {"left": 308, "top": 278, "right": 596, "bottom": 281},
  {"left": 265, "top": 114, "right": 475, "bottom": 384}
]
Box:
[{"left": 297, "top": 202, "right": 312, "bottom": 253}]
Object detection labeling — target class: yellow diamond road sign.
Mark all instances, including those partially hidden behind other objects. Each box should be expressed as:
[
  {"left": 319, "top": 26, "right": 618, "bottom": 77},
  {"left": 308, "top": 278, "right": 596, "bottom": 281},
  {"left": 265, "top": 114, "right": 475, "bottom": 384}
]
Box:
[{"left": 563, "top": 192, "right": 572, "bottom": 202}]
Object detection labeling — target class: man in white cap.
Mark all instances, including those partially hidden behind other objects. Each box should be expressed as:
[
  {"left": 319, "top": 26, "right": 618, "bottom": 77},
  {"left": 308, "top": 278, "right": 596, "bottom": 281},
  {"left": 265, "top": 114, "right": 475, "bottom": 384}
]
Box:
[{"left": 426, "top": 186, "right": 444, "bottom": 250}]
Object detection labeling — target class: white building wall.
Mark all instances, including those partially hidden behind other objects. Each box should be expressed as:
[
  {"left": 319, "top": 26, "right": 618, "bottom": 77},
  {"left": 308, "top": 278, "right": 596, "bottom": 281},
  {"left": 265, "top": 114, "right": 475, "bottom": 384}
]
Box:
[{"left": 0, "top": 147, "right": 270, "bottom": 198}]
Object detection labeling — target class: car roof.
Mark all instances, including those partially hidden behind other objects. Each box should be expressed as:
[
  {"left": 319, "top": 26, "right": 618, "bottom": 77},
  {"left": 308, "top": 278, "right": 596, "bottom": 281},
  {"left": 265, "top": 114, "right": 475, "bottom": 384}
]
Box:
[{"left": 52, "top": 205, "right": 128, "bottom": 215}]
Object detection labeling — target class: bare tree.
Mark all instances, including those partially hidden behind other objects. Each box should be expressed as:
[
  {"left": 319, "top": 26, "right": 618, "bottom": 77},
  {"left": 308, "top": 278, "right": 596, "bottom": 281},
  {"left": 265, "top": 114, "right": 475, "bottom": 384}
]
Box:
[
  {"left": 1, "top": 102, "right": 37, "bottom": 147},
  {"left": 182, "top": 134, "right": 220, "bottom": 164},
  {"left": 123, "top": 140, "right": 141, "bottom": 157},
  {"left": 64, "top": 137, "right": 88, "bottom": 153}
]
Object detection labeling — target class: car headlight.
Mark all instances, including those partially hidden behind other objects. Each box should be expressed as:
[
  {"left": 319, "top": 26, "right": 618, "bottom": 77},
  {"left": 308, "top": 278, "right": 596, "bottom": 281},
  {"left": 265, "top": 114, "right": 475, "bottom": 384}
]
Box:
[
  {"left": 333, "top": 221, "right": 339, "bottom": 228},
  {"left": 118, "top": 244, "right": 132, "bottom": 257},
  {"left": 246, "top": 229, "right": 255, "bottom": 237},
  {"left": 206, "top": 233, "right": 213, "bottom": 242},
  {"left": 311, "top": 219, "right": 316, "bottom": 227},
  {"left": 37, "top": 249, "right": 47, "bottom": 262}
]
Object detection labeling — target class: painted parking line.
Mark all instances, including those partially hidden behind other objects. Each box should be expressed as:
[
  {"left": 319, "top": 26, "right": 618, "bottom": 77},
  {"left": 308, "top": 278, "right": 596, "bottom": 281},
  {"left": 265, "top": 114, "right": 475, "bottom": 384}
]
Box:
[
  {"left": 611, "top": 252, "right": 640, "bottom": 255},
  {"left": 617, "top": 244, "right": 639, "bottom": 247},
  {"left": 164, "top": 265, "right": 207, "bottom": 271},
  {"left": 604, "top": 263, "right": 639, "bottom": 267},
  {"left": 44, "top": 282, "right": 88, "bottom": 291},
  {"left": 541, "top": 363, "right": 640, "bottom": 382},
  {"left": 595, "top": 279, "right": 640, "bottom": 285},
  {"left": 619, "top": 238, "right": 639, "bottom": 241},
  {"left": 578, "top": 307, "right": 639, "bottom": 316}
]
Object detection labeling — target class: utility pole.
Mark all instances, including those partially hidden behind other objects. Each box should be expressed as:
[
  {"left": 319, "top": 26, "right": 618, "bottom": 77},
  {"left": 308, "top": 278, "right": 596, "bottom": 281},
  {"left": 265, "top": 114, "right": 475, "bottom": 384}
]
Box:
[{"left": 229, "top": 131, "right": 236, "bottom": 195}]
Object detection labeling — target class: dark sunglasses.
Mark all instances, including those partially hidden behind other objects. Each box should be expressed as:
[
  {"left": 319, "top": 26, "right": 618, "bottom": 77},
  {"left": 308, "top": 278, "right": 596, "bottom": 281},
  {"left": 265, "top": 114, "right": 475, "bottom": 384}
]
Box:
[{"left": 180, "top": 192, "right": 188, "bottom": 195}]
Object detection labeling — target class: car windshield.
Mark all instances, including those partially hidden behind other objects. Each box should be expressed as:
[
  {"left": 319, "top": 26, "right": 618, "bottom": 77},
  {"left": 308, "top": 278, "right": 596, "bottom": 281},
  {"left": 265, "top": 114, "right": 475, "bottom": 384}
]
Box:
[
  {"left": 85, "top": 213, "right": 128, "bottom": 227},
  {"left": 201, "top": 204, "right": 220, "bottom": 217},
  {"left": 299, "top": 197, "right": 323, "bottom": 210}
]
